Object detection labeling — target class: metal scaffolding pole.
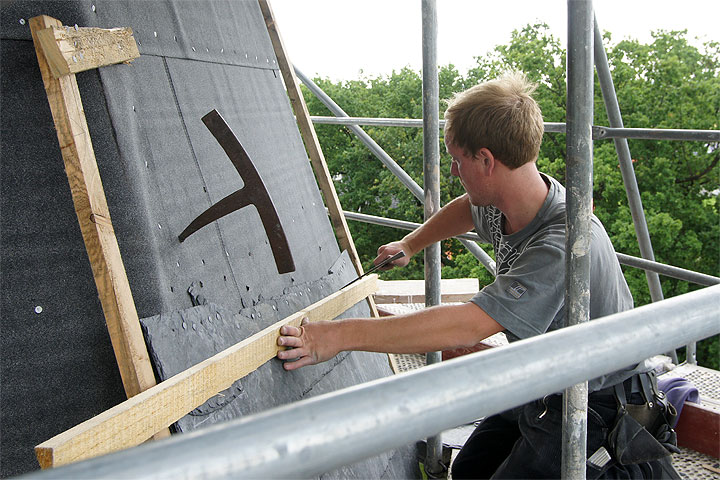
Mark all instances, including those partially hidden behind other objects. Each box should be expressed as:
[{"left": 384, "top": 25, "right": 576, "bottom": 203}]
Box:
[
  {"left": 593, "top": 126, "right": 720, "bottom": 142},
  {"left": 564, "top": 0, "right": 594, "bottom": 477},
  {"left": 340, "top": 210, "right": 497, "bottom": 271},
  {"left": 311, "top": 116, "right": 719, "bottom": 142},
  {"left": 296, "top": 68, "right": 493, "bottom": 271},
  {"left": 593, "top": 21, "right": 665, "bottom": 301},
  {"left": 614, "top": 253, "right": 720, "bottom": 287},
  {"left": 592, "top": 19, "right": 683, "bottom": 364},
  {"left": 26, "top": 286, "right": 720, "bottom": 480},
  {"left": 421, "top": 0, "right": 443, "bottom": 475},
  {"left": 339, "top": 210, "right": 719, "bottom": 287}
]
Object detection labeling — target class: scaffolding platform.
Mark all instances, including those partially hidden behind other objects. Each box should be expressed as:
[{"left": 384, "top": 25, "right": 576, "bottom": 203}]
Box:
[{"left": 383, "top": 303, "right": 720, "bottom": 479}]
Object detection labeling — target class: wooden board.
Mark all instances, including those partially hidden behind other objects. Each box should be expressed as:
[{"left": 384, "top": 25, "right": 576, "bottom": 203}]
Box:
[
  {"left": 34, "top": 274, "right": 378, "bottom": 469},
  {"left": 374, "top": 278, "right": 480, "bottom": 304},
  {"left": 258, "top": 0, "right": 378, "bottom": 318},
  {"left": 676, "top": 401, "right": 720, "bottom": 459},
  {"left": 29, "top": 15, "right": 170, "bottom": 446},
  {"left": 35, "top": 24, "right": 139, "bottom": 78},
  {"left": 29, "top": 15, "right": 157, "bottom": 401}
]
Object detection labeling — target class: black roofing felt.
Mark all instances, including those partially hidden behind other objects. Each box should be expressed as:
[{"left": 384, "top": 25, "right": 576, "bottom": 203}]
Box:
[{"left": 0, "top": 1, "right": 417, "bottom": 477}]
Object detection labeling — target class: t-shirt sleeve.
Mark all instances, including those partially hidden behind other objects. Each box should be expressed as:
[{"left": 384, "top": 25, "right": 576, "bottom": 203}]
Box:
[{"left": 470, "top": 241, "right": 565, "bottom": 339}]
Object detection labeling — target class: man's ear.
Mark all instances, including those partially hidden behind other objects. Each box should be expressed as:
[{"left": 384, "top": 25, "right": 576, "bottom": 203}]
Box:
[{"left": 477, "top": 148, "right": 496, "bottom": 175}]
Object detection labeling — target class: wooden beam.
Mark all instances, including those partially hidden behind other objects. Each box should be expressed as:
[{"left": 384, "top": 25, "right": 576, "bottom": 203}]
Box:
[
  {"left": 374, "top": 278, "right": 480, "bottom": 304},
  {"left": 35, "top": 24, "right": 139, "bottom": 78},
  {"left": 258, "top": 0, "right": 379, "bottom": 318},
  {"left": 676, "top": 401, "right": 720, "bottom": 459},
  {"left": 29, "top": 13, "right": 169, "bottom": 437},
  {"left": 34, "top": 275, "right": 378, "bottom": 468}
]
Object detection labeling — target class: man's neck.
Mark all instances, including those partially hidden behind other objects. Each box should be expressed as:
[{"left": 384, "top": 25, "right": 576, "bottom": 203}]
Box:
[{"left": 495, "top": 164, "right": 549, "bottom": 235}]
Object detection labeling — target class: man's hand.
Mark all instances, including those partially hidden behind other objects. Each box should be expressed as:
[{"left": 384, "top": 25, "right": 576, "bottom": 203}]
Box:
[
  {"left": 277, "top": 318, "right": 339, "bottom": 371},
  {"left": 374, "top": 242, "right": 411, "bottom": 270}
]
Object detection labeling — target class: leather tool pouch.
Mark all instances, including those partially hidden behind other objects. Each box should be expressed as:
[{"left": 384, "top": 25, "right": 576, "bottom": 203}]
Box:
[{"left": 607, "top": 372, "right": 679, "bottom": 465}]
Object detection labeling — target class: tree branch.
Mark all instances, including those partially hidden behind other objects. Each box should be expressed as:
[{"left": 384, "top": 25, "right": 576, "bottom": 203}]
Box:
[{"left": 676, "top": 150, "right": 720, "bottom": 184}]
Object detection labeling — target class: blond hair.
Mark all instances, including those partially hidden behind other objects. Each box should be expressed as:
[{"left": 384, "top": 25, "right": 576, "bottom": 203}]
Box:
[{"left": 444, "top": 72, "right": 544, "bottom": 169}]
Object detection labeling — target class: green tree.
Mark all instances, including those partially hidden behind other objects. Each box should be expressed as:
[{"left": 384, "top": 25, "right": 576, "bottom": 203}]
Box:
[{"left": 301, "top": 26, "right": 719, "bottom": 369}]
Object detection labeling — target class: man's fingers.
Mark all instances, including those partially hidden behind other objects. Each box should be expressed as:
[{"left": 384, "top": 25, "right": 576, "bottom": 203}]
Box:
[
  {"left": 276, "top": 317, "right": 318, "bottom": 371},
  {"left": 277, "top": 346, "right": 308, "bottom": 360},
  {"left": 277, "top": 335, "right": 303, "bottom": 348},
  {"left": 279, "top": 325, "right": 302, "bottom": 336},
  {"left": 283, "top": 355, "right": 316, "bottom": 371}
]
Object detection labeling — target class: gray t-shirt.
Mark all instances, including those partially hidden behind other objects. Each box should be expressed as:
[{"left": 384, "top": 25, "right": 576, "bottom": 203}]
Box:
[{"left": 470, "top": 174, "right": 646, "bottom": 391}]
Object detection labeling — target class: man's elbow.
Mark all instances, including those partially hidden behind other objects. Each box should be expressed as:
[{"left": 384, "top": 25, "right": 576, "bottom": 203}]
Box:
[{"left": 460, "top": 302, "right": 504, "bottom": 348}]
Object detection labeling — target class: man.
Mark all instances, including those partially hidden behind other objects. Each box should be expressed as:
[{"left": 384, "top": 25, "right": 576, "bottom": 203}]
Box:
[{"left": 277, "top": 72, "right": 678, "bottom": 478}]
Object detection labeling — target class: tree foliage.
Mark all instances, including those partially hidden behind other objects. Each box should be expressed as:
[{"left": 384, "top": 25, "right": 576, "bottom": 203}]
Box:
[{"left": 302, "top": 26, "right": 719, "bottom": 368}]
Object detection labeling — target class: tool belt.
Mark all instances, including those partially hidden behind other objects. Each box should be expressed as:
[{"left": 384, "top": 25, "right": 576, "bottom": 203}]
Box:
[{"left": 589, "top": 371, "right": 680, "bottom": 469}]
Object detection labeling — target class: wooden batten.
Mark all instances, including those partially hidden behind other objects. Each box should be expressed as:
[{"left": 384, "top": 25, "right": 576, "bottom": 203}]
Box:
[
  {"left": 30, "top": 14, "right": 170, "bottom": 446},
  {"left": 35, "top": 24, "right": 139, "bottom": 78},
  {"left": 29, "top": 14, "right": 156, "bottom": 401},
  {"left": 34, "top": 275, "right": 378, "bottom": 469},
  {"left": 258, "top": 0, "right": 379, "bottom": 318}
]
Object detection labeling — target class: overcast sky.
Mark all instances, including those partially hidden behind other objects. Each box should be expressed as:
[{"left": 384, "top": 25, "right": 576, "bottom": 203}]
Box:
[{"left": 270, "top": 0, "right": 719, "bottom": 81}]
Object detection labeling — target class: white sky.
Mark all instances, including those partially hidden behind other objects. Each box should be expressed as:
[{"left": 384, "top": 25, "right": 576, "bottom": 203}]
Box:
[{"left": 270, "top": 0, "right": 719, "bottom": 81}]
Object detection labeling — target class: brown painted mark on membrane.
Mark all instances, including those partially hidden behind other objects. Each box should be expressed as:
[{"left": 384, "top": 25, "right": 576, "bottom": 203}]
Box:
[{"left": 178, "top": 109, "right": 295, "bottom": 274}]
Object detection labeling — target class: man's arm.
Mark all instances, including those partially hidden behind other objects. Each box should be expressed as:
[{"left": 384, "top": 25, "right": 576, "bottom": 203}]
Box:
[
  {"left": 374, "top": 194, "right": 475, "bottom": 266},
  {"left": 277, "top": 301, "right": 504, "bottom": 370}
]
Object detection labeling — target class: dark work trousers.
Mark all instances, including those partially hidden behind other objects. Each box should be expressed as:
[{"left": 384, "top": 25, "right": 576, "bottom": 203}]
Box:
[{"left": 451, "top": 394, "right": 678, "bottom": 479}]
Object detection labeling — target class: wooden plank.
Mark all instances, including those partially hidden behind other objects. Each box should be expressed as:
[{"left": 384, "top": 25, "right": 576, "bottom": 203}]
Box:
[
  {"left": 374, "top": 278, "right": 480, "bottom": 304},
  {"left": 29, "top": 14, "right": 165, "bottom": 432},
  {"left": 36, "top": 24, "right": 139, "bottom": 78},
  {"left": 258, "top": 0, "right": 378, "bottom": 318},
  {"left": 676, "top": 401, "right": 720, "bottom": 459},
  {"left": 34, "top": 275, "right": 378, "bottom": 468}
]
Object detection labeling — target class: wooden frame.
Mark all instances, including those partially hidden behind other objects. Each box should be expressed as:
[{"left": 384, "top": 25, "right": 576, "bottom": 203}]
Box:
[
  {"left": 35, "top": 275, "right": 378, "bottom": 468},
  {"left": 29, "top": 15, "right": 157, "bottom": 402},
  {"left": 30, "top": 4, "right": 382, "bottom": 469}
]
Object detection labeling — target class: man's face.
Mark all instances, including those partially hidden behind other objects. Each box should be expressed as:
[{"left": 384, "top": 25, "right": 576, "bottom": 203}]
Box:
[{"left": 446, "top": 141, "right": 489, "bottom": 206}]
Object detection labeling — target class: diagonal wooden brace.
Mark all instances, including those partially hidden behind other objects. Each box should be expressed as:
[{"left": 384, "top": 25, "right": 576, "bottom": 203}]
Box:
[{"left": 34, "top": 275, "right": 378, "bottom": 469}]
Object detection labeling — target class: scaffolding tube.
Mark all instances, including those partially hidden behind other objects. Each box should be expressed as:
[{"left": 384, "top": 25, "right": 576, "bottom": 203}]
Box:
[
  {"left": 421, "top": 0, "right": 443, "bottom": 474},
  {"left": 564, "top": 1, "right": 594, "bottom": 476},
  {"left": 421, "top": 0, "right": 441, "bottom": 315},
  {"left": 27, "top": 285, "right": 720, "bottom": 480},
  {"left": 297, "top": 68, "right": 493, "bottom": 270},
  {"left": 296, "top": 69, "right": 424, "bottom": 200},
  {"left": 592, "top": 19, "right": 675, "bottom": 363},
  {"left": 593, "top": 126, "right": 720, "bottom": 142},
  {"left": 339, "top": 211, "right": 496, "bottom": 273},
  {"left": 310, "top": 115, "right": 567, "bottom": 133},
  {"left": 340, "top": 210, "right": 720, "bottom": 287},
  {"left": 594, "top": 19, "right": 664, "bottom": 300},
  {"left": 310, "top": 116, "right": 718, "bottom": 142},
  {"left": 615, "top": 253, "right": 720, "bottom": 287}
]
